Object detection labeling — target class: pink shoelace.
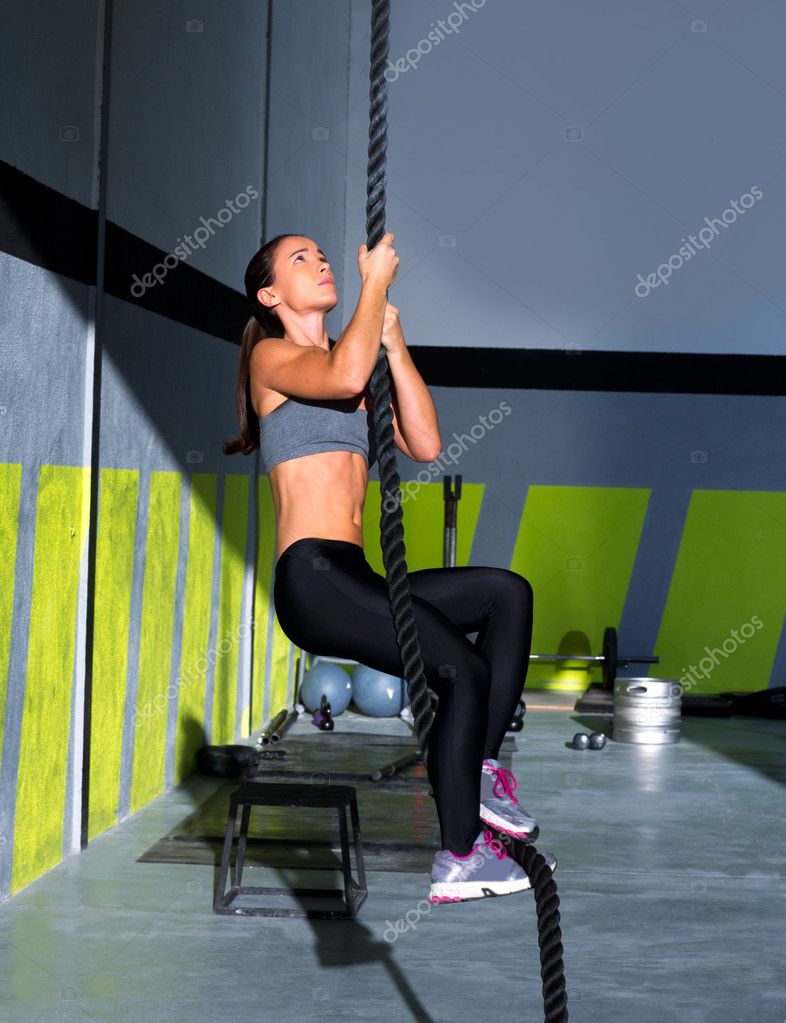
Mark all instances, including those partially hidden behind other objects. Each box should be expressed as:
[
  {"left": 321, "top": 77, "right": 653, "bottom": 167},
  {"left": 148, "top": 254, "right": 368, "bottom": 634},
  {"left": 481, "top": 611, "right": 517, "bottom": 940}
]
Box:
[
  {"left": 482, "top": 830, "right": 505, "bottom": 860},
  {"left": 486, "top": 764, "right": 521, "bottom": 805}
]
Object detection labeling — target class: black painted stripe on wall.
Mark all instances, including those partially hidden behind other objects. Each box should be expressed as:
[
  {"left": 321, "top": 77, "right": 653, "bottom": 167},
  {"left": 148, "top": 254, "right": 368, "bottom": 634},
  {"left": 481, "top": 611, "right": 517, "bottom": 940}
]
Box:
[
  {"left": 0, "top": 159, "right": 249, "bottom": 342},
  {"left": 0, "top": 160, "right": 98, "bottom": 286},
  {"left": 2, "top": 159, "right": 785, "bottom": 394},
  {"left": 103, "top": 220, "right": 249, "bottom": 343},
  {"left": 410, "top": 345, "right": 786, "bottom": 395}
]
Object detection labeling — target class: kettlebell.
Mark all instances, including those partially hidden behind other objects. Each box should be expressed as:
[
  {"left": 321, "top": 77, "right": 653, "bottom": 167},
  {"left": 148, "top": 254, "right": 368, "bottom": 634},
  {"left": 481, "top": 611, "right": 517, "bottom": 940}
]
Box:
[
  {"left": 508, "top": 698, "right": 526, "bottom": 733},
  {"left": 312, "top": 694, "right": 334, "bottom": 731}
]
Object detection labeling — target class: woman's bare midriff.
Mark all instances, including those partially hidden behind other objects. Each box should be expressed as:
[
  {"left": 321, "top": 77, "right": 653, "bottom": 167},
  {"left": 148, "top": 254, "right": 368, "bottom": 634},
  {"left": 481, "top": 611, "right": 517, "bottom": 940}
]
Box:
[{"left": 253, "top": 382, "right": 371, "bottom": 562}]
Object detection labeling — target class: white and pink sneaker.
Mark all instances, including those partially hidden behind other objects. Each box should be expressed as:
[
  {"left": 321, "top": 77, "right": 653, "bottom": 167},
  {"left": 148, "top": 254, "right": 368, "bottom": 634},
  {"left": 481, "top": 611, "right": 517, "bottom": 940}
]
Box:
[
  {"left": 479, "top": 758, "right": 539, "bottom": 841},
  {"left": 429, "top": 828, "right": 555, "bottom": 904}
]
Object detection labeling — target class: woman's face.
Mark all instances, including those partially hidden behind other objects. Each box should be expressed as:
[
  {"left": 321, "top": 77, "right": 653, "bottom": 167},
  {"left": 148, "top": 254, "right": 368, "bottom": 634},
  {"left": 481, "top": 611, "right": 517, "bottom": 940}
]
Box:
[{"left": 259, "top": 235, "right": 336, "bottom": 316}]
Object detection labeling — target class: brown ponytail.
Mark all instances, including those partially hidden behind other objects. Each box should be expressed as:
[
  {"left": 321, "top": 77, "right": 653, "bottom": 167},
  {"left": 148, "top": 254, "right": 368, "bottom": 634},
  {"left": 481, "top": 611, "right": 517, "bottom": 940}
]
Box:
[{"left": 223, "top": 233, "right": 298, "bottom": 456}]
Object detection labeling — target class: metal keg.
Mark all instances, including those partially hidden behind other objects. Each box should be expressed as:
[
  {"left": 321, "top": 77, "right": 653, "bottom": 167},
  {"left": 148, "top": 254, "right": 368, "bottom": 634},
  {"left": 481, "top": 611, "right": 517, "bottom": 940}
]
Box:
[{"left": 612, "top": 677, "right": 682, "bottom": 744}]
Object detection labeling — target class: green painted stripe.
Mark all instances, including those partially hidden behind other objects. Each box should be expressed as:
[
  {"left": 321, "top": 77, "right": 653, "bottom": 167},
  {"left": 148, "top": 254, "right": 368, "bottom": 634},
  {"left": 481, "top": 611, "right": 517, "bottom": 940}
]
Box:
[
  {"left": 655, "top": 490, "right": 786, "bottom": 693},
  {"left": 252, "top": 476, "right": 276, "bottom": 730},
  {"left": 268, "top": 484, "right": 294, "bottom": 714},
  {"left": 211, "top": 475, "right": 249, "bottom": 744},
  {"left": 173, "top": 474, "right": 217, "bottom": 784},
  {"left": 88, "top": 469, "right": 139, "bottom": 840},
  {"left": 12, "top": 466, "right": 88, "bottom": 893},
  {"left": 268, "top": 607, "right": 294, "bottom": 716},
  {"left": 361, "top": 480, "right": 486, "bottom": 571},
  {"left": 130, "top": 472, "right": 181, "bottom": 813},
  {"left": 0, "top": 464, "right": 22, "bottom": 766},
  {"left": 511, "top": 485, "right": 651, "bottom": 691}
]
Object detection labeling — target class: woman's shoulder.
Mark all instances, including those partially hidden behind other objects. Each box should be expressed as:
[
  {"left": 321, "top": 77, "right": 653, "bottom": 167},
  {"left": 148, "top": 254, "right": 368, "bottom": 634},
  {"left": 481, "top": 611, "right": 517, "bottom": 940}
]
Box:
[{"left": 250, "top": 337, "right": 289, "bottom": 419}]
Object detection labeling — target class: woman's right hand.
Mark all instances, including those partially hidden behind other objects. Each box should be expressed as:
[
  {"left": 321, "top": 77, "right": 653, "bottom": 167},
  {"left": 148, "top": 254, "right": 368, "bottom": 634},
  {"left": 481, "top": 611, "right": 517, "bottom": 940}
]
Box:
[{"left": 357, "top": 232, "right": 400, "bottom": 288}]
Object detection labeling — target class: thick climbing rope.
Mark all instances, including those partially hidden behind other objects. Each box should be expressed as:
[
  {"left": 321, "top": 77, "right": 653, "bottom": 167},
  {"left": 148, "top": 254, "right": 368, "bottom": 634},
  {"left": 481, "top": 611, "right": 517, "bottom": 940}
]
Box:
[
  {"left": 364, "top": 3, "right": 568, "bottom": 1020},
  {"left": 365, "top": 0, "right": 438, "bottom": 765}
]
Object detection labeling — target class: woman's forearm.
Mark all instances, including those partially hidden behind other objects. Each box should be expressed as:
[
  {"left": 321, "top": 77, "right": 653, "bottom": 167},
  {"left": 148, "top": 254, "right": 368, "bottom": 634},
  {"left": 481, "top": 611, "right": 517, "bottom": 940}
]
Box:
[
  {"left": 386, "top": 346, "right": 442, "bottom": 460},
  {"left": 331, "top": 279, "right": 388, "bottom": 390}
]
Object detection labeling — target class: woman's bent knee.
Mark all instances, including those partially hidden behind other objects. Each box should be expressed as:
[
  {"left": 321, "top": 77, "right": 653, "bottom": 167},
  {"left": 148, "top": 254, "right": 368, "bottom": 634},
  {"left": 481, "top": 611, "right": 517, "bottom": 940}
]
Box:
[{"left": 492, "top": 568, "right": 533, "bottom": 609}]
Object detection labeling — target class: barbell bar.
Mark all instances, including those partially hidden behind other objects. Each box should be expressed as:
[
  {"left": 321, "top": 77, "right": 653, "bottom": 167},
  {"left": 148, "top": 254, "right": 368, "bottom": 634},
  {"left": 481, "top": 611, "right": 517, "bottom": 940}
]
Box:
[{"left": 529, "top": 626, "right": 658, "bottom": 689}]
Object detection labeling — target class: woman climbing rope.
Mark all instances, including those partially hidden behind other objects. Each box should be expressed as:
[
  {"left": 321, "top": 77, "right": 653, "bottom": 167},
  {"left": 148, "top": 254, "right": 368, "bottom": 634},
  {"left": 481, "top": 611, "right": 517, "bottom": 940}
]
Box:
[{"left": 224, "top": 230, "right": 555, "bottom": 904}]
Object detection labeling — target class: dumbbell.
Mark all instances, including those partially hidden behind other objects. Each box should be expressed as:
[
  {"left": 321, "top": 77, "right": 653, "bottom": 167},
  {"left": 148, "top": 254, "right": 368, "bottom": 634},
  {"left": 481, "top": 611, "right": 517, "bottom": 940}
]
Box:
[{"left": 570, "top": 731, "right": 606, "bottom": 750}]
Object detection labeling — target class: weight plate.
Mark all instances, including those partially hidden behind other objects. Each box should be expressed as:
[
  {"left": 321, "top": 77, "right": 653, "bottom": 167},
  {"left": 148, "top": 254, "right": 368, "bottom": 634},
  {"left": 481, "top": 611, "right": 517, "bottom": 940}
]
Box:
[{"left": 602, "top": 626, "right": 618, "bottom": 689}]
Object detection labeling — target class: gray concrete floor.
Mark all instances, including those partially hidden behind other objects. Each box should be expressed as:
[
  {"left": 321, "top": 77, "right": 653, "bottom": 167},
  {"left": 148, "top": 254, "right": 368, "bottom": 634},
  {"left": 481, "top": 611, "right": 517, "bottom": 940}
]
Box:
[{"left": 1, "top": 692, "right": 784, "bottom": 1023}]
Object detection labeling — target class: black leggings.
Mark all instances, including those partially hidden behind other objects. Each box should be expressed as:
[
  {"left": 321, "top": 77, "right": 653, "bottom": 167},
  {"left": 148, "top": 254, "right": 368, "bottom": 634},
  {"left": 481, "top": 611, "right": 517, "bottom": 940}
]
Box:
[{"left": 273, "top": 537, "right": 534, "bottom": 856}]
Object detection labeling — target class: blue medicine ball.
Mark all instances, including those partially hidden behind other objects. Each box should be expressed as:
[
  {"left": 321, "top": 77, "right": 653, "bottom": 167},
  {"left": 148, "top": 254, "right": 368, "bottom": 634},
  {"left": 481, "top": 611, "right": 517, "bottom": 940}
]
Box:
[
  {"left": 352, "top": 664, "right": 408, "bottom": 717},
  {"left": 300, "top": 661, "right": 353, "bottom": 715}
]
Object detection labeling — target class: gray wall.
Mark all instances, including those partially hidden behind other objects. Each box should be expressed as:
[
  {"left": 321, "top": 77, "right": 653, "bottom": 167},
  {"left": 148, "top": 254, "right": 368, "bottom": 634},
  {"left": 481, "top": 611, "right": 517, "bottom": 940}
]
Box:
[
  {"left": 264, "top": 0, "right": 353, "bottom": 337},
  {"left": 0, "top": 0, "right": 283, "bottom": 898},
  {"left": 344, "top": 0, "right": 785, "bottom": 355},
  {"left": 0, "top": 0, "right": 104, "bottom": 208},
  {"left": 107, "top": 0, "right": 268, "bottom": 290}
]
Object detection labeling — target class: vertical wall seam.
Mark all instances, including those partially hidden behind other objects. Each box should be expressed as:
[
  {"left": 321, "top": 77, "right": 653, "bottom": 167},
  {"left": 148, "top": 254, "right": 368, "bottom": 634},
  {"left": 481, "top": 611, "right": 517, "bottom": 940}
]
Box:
[
  {"left": 262, "top": 536, "right": 276, "bottom": 726},
  {"left": 117, "top": 469, "right": 149, "bottom": 821},
  {"left": 165, "top": 475, "right": 191, "bottom": 788},
  {"left": 245, "top": 0, "right": 274, "bottom": 736},
  {"left": 236, "top": 473, "right": 256, "bottom": 739},
  {"left": 64, "top": 494, "right": 91, "bottom": 859},
  {"left": 202, "top": 474, "right": 225, "bottom": 745},
  {"left": 0, "top": 465, "right": 35, "bottom": 901},
  {"left": 260, "top": 0, "right": 274, "bottom": 248},
  {"left": 80, "top": 0, "right": 114, "bottom": 850},
  {"left": 287, "top": 642, "right": 296, "bottom": 708},
  {"left": 340, "top": 0, "right": 354, "bottom": 330}
]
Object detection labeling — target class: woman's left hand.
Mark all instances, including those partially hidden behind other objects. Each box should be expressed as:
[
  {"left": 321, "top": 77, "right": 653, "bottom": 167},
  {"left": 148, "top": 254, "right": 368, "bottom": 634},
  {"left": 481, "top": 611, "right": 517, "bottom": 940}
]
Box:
[{"left": 380, "top": 302, "right": 405, "bottom": 354}]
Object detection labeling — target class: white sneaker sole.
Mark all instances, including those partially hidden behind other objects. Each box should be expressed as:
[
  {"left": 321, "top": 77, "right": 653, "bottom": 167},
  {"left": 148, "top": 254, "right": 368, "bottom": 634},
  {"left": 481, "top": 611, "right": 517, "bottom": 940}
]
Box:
[
  {"left": 428, "top": 854, "right": 556, "bottom": 904},
  {"left": 429, "top": 876, "right": 534, "bottom": 903},
  {"left": 479, "top": 804, "right": 538, "bottom": 838}
]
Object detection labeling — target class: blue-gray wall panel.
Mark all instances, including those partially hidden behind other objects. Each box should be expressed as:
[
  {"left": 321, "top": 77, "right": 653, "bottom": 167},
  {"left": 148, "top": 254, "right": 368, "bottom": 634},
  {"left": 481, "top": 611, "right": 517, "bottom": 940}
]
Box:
[{"left": 343, "top": 0, "right": 786, "bottom": 356}]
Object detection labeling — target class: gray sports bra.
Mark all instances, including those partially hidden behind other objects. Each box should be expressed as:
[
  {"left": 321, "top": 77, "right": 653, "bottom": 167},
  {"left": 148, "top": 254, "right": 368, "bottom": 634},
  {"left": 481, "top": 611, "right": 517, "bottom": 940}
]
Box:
[{"left": 257, "top": 338, "right": 378, "bottom": 475}]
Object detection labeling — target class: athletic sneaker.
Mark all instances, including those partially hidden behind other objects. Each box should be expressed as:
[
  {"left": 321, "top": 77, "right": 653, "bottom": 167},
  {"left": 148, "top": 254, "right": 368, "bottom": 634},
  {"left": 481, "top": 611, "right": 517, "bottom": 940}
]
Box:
[
  {"left": 428, "top": 827, "right": 556, "bottom": 904},
  {"left": 479, "top": 758, "right": 539, "bottom": 840}
]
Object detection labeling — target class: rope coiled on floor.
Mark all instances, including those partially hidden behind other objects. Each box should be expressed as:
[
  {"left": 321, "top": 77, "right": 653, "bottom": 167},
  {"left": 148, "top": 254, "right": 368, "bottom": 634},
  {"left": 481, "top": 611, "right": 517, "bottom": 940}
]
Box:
[{"left": 364, "top": 3, "right": 568, "bottom": 1019}]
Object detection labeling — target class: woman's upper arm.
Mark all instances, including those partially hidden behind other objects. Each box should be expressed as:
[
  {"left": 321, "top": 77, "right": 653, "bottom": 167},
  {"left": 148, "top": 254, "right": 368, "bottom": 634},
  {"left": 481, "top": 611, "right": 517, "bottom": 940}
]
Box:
[{"left": 251, "top": 338, "right": 356, "bottom": 401}]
